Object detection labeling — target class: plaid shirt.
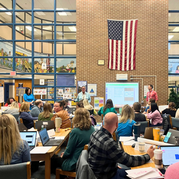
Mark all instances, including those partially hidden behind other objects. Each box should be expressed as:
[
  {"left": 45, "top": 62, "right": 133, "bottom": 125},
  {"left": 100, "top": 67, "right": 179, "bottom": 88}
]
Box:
[{"left": 88, "top": 128, "right": 150, "bottom": 179}]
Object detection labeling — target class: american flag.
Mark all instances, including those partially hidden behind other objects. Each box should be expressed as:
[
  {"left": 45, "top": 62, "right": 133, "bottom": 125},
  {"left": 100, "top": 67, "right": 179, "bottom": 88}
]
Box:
[{"left": 108, "top": 19, "right": 138, "bottom": 71}]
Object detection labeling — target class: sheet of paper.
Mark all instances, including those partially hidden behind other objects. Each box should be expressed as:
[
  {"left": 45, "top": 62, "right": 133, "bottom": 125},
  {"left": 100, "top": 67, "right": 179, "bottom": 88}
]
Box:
[
  {"left": 47, "top": 129, "right": 55, "bottom": 137},
  {"left": 30, "top": 147, "right": 52, "bottom": 154},
  {"left": 54, "top": 136, "right": 65, "bottom": 140},
  {"left": 119, "top": 136, "right": 134, "bottom": 142},
  {"left": 123, "top": 140, "right": 137, "bottom": 146}
]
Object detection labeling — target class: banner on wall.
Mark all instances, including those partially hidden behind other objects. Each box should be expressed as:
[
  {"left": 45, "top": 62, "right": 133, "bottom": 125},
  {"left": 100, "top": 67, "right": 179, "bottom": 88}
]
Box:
[
  {"left": 88, "top": 84, "right": 97, "bottom": 96},
  {"left": 94, "top": 97, "right": 104, "bottom": 110},
  {"left": 34, "top": 89, "right": 47, "bottom": 95}
]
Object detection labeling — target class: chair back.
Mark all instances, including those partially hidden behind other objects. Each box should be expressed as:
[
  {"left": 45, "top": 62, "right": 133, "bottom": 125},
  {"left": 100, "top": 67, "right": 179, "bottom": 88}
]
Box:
[
  {"left": 0, "top": 162, "right": 31, "bottom": 179},
  {"left": 162, "top": 114, "right": 171, "bottom": 135},
  {"left": 138, "top": 121, "right": 149, "bottom": 134},
  {"left": 172, "top": 117, "right": 179, "bottom": 129},
  {"left": 12, "top": 113, "right": 19, "bottom": 123},
  {"left": 76, "top": 150, "right": 96, "bottom": 179},
  {"left": 20, "top": 118, "right": 23, "bottom": 124}
]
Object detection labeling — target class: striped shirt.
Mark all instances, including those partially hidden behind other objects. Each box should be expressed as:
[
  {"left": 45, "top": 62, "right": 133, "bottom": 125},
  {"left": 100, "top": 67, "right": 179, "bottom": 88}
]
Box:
[{"left": 88, "top": 127, "right": 150, "bottom": 179}]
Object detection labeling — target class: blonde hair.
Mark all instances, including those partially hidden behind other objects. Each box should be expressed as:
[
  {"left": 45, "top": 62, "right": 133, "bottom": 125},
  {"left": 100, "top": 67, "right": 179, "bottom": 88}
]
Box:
[
  {"left": 19, "top": 102, "right": 30, "bottom": 113},
  {"left": 41, "top": 102, "right": 52, "bottom": 118},
  {"left": 83, "top": 99, "right": 93, "bottom": 110},
  {"left": 0, "top": 114, "right": 23, "bottom": 164},
  {"left": 72, "top": 108, "right": 91, "bottom": 130},
  {"left": 11, "top": 101, "right": 19, "bottom": 109},
  {"left": 120, "top": 104, "right": 134, "bottom": 123}
]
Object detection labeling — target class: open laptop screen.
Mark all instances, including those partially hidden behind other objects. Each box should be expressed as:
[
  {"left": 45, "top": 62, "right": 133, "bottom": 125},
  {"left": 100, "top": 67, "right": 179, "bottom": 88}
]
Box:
[
  {"left": 20, "top": 131, "right": 37, "bottom": 147},
  {"left": 39, "top": 128, "right": 49, "bottom": 145},
  {"left": 161, "top": 146, "right": 179, "bottom": 166}
]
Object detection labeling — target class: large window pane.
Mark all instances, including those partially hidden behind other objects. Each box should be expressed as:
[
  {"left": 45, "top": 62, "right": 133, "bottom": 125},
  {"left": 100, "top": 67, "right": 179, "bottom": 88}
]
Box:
[
  {"left": 169, "top": 42, "right": 179, "bottom": 55},
  {"left": 0, "top": 41, "right": 13, "bottom": 56},
  {"left": 34, "top": 12, "right": 54, "bottom": 22},
  {"left": 169, "top": 0, "right": 179, "bottom": 10},
  {"left": 169, "top": 13, "right": 179, "bottom": 24},
  {"left": 56, "top": 12, "right": 76, "bottom": 23},
  {"left": 0, "top": 25, "right": 12, "bottom": 40},
  {"left": 56, "top": 0, "right": 76, "bottom": 10},
  {"left": 0, "top": 12, "right": 12, "bottom": 23},
  {"left": 34, "top": 75, "right": 54, "bottom": 86},
  {"left": 64, "top": 33, "right": 76, "bottom": 39},
  {"left": 169, "top": 59, "right": 179, "bottom": 74},
  {"left": 34, "top": 58, "right": 54, "bottom": 73},
  {"left": 35, "top": 1, "right": 53, "bottom": 10},
  {"left": 64, "top": 26, "right": 76, "bottom": 32},
  {"left": 43, "top": 42, "right": 53, "bottom": 54},
  {"left": 16, "top": 0, "right": 32, "bottom": 10},
  {"left": 16, "top": 12, "right": 24, "bottom": 23},
  {"left": 16, "top": 42, "right": 32, "bottom": 56},
  {"left": 64, "top": 44, "right": 76, "bottom": 55},
  {"left": 1, "top": 0, "right": 12, "bottom": 10},
  {"left": 15, "top": 58, "right": 32, "bottom": 73}
]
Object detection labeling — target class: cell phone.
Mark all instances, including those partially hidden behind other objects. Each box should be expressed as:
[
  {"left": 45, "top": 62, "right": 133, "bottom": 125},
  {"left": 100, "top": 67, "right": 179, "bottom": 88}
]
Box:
[{"left": 164, "top": 132, "right": 172, "bottom": 143}]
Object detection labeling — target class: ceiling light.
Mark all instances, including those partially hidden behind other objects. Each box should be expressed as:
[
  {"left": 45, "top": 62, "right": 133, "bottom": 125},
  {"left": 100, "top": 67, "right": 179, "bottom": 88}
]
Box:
[
  {"left": 168, "top": 35, "right": 174, "bottom": 40},
  {"left": 173, "top": 27, "right": 179, "bottom": 32},
  {"left": 26, "top": 26, "right": 36, "bottom": 32},
  {"left": 68, "top": 26, "right": 76, "bottom": 31},
  {"left": 34, "top": 8, "right": 45, "bottom": 15},
  {"left": 57, "top": 8, "right": 67, "bottom": 16},
  {"left": 0, "top": 8, "right": 12, "bottom": 15}
]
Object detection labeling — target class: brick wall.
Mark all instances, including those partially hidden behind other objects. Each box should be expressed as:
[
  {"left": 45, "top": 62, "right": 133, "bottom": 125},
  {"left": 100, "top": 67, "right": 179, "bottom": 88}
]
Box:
[{"left": 76, "top": 0, "right": 168, "bottom": 106}]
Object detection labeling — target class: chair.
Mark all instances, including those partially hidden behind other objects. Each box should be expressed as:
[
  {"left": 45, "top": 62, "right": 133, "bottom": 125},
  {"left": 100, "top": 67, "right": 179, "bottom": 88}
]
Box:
[
  {"left": 171, "top": 117, "right": 179, "bottom": 130},
  {"left": 76, "top": 150, "right": 97, "bottom": 179},
  {"left": 0, "top": 162, "right": 31, "bottom": 179},
  {"left": 56, "top": 169, "right": 76, "bottom": 179},
  {"left": 12, "top": 113, "right": 20, "bottom": 123},
  {"left": 138, "top": 121, "right": 149, "bottom": 134}
]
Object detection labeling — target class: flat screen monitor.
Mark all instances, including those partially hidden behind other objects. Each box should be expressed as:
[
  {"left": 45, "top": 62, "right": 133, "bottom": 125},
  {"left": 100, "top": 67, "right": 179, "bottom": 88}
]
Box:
[{"left": 105, "top": 82, "right": 139, "bottom": 107}]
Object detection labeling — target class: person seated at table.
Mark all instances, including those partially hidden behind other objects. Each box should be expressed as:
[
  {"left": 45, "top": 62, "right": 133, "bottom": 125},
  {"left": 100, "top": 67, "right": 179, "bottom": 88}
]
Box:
[
  {"left": 4, "top": 97, "right": 21, "bottom": 108},
  {"left": 51, "top": 100, "right": 71, "bottom": 128},
  {"left": 2, "top": 101, "right": 19, "bottom": 115},
  {"left": 19, "top": 102, "right": 38, "bottom": 129},
  {"left": 143, "top": 98, "right": 155, "bottom": 114},
  {"left": 117, "top": 105, "right": 136, "bottom": 137},
  {"left": 76, "top": 100, "right": 84, "bottom": 108},
  {"left": 30, "top": 99, "right": 43, "bottom": 117},
  {"left": 0, "top": 114, "right": 30, "bottom": 165},
  {"left": 161, "top": 102, "right": 176, "bottom": 117},
  {"left": 83, "top": 99, "right": 97, "bottom": 115},
  {"left": 147, "top": 103, "right": 163, "bottom": 126},
  {"left": 38, "top": 102, "right": 53, "bottom": 121},
  {"left": 98, "top": 99, "right": 117, "bottom": 116},
  {"left": 133, "top": 102, "right": 146, "bottom": 122},
  {"left": 64, "top": 99, "right": 70, "bottom": 111},
  {"left": 23, "top": 87, "right": 35, "bottom": 109},
  {"left": 165, "top": 162, "right": 179, "bottom": 179},
  {"left": 88, "top": 112, "right": 154, "bottom": 179},
  {"left": 51, "top": 108, "right": 95, "bottom": 173}
]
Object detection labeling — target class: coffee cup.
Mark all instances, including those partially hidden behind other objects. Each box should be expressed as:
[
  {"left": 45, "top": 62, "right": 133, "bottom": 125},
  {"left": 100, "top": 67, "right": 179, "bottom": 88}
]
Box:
[
  {"left": 139, "top": 142, "right": 145, "bottom": 153},
  {"left": 153, "top": 128, "right": 160, "bottom": 141},
  {"left": 154, "top": 149, "right": 163, "bottom": 168},
  {"left": 55, "top": 117, "right": 62, "bottom": 133}
]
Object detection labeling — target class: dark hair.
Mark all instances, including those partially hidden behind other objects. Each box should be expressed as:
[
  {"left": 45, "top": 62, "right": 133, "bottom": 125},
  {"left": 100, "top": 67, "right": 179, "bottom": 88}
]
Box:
[
  {"left": 149, "top": 84, "right": 153, "bottom": 89},
  {"left": 149, "top": 98, "right": 155, "bottom": 103},
  {"left": 41, "top": 103, "right": 52, "bottom": 118},
  {"left": 56, "top": 100, "right": 65, "bottom": 109},
  {"left": 6, "top": 97, "right": 15, "bottom": 105},
  {"left": 34, "top": 100, "right": 42, "bottom": 106},
  {"left": 151, "top": 103, "right": 159, "bottom": 113},
  {"left": 77, "top": 101, "right": 84, "bottom": 108},
  {"left": 133, "top": 102, "right": 141, "bottom": 112},
  {"left": 103, "top": 99, "right": 114, "bottom": 113},
  {"left": 25, "top": 87, "right": 31, "bottom": 95},
  {"left": 169, "top": 102, "right": 176, "bottom": 111},
  {"left": 64, "top": 99, "right": 68, "bottom": 103}
]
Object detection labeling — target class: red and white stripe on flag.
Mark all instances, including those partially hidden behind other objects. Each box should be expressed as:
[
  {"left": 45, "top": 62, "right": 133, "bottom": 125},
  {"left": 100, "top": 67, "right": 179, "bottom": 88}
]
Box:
[{"left": 108, "top": 19, "right": 138, "bottom": 71}]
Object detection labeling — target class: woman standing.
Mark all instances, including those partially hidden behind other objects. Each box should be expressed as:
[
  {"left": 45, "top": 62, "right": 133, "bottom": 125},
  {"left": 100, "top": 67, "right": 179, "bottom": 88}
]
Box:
[
  {"left": 0, "top": 114, "right": 30, "bottom": 165},
  {"left": 38, "top": 103, "right": 53, "bottom": 121},
  {"left": 23, "top": 87, "right": 35, "bottom": 109}
]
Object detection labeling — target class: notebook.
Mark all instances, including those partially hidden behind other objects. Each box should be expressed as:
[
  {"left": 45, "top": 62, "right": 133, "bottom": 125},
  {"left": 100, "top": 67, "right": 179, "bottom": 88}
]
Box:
[
  {"left": 20, "top": 131, "right": 37, "bottom": 151},
  {"left": 161, "top": 146, "right": 179, "bottom": 170},
  {"left": 39, "top": 128, "right": 63, "bottom": 146}
]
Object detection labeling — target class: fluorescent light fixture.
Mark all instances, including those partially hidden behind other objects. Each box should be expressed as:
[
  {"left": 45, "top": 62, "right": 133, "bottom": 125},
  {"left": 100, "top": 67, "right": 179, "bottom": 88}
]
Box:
[
  {"left": 68, "top": 26, "right": 76, "bottom": 31},
  {"left": 34, "top": 8, "right": 45, "bottom": 15},
  {"left": 168, "top": 35, "right": 174, "bottom": 40},
  {"left": 57, "top": 8, "right": 67, "bottom": 16},
  {"left": 173, "top": 27, "right": 179, "bottom": 32},
  {"left": 0, "top": 8, "right": 12, "bottom": 15},
  {"left": 26, "top": 26, "right": 36, "bottom": 31}
]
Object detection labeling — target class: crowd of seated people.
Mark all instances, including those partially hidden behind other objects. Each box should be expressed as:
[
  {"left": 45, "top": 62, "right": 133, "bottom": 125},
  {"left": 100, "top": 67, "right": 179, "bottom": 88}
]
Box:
[{"left": 1, "top": 96, "right": 179, "bottom": 179}]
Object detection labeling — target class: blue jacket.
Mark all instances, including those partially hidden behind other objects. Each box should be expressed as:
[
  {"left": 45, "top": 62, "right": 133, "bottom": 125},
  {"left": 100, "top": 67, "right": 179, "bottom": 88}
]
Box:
[
  {"left": 75, "top": 92, "right": 91, "bottom": 103},
  {"left": 20, "top": 112, "right": 38, "bottom": 129}
]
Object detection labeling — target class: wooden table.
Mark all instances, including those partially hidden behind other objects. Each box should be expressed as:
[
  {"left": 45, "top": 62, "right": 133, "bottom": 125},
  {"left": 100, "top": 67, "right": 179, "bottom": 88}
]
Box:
[
  {"left": 31, "top": 129, "right": 71, "bottom": 179},
  {"left": 122, "top": 143, "right": 155, "bottom": 169}
]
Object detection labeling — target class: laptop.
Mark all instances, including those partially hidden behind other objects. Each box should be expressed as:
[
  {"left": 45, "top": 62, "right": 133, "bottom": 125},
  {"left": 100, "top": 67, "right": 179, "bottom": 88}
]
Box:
[
  {"left": 18, "top": 123, "right": 28, "bottom": 132},
  {"left": 39, "top": 128, "right": 63, "bottom": 146},
  {"left": 67, "top": 107, "right": 76, "bottom": 114},
  {"left": 35, "top": 121, "right": 55, "bottom": 131},
  {"left": 20, "top": 131, "right": 37, "bottom": 151},
  {"left": 164, "top": 129, "right": 179, "bottom": 144},
  {"left": 144, "top": 127, "right": 153, "bottom": 140},
  {"left": 161, "top": 146, "right": 179, "bottom": 170}
]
